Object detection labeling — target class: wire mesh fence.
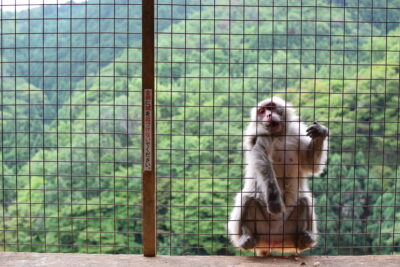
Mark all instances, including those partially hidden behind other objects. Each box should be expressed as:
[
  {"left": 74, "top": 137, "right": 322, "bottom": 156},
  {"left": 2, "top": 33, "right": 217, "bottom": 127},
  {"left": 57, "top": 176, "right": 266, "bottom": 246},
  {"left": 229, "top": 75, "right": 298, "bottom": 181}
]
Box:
[
  {"left": 154, "top": 0, "right": 400, "bottom": 256},
  {"left": 0, "top": 0, "right": 143, "bottom": 253},
  {"left": 1, "top": 0, "right": 400, "bottom": 257}
]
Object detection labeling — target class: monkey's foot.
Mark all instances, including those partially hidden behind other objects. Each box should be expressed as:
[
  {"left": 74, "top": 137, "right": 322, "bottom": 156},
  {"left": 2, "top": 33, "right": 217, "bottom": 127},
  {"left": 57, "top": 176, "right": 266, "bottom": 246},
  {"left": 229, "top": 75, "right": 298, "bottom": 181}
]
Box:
[
  {"left": 238, "top": 234, "right": 257, "bottom": 250},
  {"left": 296, "top": 231, "right": 317, "bottom": 250}
]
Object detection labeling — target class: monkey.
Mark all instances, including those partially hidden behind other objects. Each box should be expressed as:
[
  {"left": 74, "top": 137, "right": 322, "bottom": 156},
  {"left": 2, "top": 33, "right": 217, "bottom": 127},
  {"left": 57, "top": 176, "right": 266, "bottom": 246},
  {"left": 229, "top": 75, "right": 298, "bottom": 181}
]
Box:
[{"left": 228, "top": 96, "right": 328, "bottom": 256}]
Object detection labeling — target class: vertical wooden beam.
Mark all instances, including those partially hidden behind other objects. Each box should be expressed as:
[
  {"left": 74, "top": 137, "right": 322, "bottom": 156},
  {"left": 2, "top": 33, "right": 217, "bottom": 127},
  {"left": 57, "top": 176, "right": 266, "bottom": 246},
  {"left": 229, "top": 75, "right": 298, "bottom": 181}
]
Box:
[{"left": 142, "top": 0, "right": 156, "bottom": 257}]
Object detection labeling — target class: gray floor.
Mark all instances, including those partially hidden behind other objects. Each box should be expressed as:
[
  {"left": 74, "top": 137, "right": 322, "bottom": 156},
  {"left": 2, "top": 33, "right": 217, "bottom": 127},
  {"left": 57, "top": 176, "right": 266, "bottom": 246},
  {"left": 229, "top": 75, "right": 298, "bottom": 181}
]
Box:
[{"left": 1, "top": 252, "right": 400, "bottom": 267}]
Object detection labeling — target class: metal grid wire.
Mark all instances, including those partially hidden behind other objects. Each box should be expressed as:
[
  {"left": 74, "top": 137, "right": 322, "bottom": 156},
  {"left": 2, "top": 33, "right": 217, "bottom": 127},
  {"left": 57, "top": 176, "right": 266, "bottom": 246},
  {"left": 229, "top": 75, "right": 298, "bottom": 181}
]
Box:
[
  {"left": 155, "top": 0, "right": 400, "bottom": 256},
  {"left": 0, "top": 0, "right": 399, "bottom": 257},
  {"left": 0, "top": 0, "right": 142, "bottom": 253}
]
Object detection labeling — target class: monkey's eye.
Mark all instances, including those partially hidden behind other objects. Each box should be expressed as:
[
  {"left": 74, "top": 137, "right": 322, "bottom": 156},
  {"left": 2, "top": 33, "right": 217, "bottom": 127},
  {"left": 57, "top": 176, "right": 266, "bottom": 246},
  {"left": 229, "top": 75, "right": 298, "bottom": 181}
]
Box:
[{"left": 257, "top": 107, "right": 266, "bottom": 115}]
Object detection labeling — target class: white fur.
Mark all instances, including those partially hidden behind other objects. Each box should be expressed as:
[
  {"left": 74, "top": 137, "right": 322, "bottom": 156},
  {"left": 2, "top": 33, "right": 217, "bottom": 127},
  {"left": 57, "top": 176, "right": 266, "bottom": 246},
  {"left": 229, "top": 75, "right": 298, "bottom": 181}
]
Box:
[{"left": 228, "top": 96, "right": 328, "bottom": 254}]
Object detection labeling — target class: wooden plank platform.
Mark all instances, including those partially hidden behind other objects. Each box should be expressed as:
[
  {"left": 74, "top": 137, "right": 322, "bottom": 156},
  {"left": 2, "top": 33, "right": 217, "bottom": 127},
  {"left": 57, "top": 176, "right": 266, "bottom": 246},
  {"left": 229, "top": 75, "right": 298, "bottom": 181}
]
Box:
[{"left": 1, "top": 252, "right": 400, "bottom": 267}]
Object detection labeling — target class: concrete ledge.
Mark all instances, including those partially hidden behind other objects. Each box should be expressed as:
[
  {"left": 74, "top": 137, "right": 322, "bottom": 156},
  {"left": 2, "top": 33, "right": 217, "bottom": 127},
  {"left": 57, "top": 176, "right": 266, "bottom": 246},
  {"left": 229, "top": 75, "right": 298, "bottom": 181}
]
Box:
[{"left": 1, "top": 252, "right": 399, "bottom": 267}]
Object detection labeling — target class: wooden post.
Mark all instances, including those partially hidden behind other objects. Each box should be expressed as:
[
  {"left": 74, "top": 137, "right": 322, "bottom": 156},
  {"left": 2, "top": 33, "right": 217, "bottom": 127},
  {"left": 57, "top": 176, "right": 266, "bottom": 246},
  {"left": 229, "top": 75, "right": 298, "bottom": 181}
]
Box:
[{"left": 142, "top": 0, "right": 156, "bottom": 257}]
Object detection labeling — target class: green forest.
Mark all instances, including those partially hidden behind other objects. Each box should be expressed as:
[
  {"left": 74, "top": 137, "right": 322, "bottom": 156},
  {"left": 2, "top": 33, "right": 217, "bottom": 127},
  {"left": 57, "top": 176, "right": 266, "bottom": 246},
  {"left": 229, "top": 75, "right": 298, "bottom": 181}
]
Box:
[{"left": 1, "top": 0, "right": 400, "bottom": 256}]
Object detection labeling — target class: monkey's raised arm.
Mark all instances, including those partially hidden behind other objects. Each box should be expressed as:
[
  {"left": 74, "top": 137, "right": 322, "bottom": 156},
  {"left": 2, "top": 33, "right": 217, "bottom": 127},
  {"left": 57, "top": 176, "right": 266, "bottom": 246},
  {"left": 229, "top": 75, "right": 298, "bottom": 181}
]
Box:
[
  {"left": 249, "top": 136, "right": 285, "bottom": 214},
  {"left": 303, "top": 122, "right": 329, "bottom": 174}
]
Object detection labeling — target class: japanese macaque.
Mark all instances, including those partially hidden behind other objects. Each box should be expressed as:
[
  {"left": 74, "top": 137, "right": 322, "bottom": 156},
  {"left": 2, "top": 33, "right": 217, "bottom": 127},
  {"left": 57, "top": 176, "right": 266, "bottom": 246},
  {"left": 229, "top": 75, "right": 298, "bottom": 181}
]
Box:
[{"left": 228, "top": 96, "right": 328, "bottom": 256}]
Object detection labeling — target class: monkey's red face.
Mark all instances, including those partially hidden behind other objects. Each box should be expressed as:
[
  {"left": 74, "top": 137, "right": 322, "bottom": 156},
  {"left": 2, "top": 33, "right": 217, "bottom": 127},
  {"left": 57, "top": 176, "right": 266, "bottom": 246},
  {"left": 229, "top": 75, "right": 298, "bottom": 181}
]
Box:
[{"left": 257, "top": 102, "right": 283, "bottom": 133}]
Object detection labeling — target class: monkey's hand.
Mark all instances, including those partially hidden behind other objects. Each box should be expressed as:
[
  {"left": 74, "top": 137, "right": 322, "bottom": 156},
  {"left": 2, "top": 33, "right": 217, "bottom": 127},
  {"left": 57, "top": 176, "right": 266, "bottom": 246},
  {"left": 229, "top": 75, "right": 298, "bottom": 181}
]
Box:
[
  {"left": 306, "top": 122, "right": 328, "bottom": 139},
  {"left": 265, "top": 179, "right": 286, "bottom": 214}
]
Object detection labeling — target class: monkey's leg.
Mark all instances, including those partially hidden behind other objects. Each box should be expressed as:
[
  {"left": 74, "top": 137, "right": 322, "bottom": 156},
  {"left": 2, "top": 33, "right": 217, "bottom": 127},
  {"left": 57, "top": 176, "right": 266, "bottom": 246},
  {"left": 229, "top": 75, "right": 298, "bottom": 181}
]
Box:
[
  {"left": 238, "top": 198, "right": 264, "bottom": 249},
  {"left": 296, "top": 197, "right": 317, "bottom": 250},
  {"left": 229, "top": 194, "right": 259, "bottom": 249}
]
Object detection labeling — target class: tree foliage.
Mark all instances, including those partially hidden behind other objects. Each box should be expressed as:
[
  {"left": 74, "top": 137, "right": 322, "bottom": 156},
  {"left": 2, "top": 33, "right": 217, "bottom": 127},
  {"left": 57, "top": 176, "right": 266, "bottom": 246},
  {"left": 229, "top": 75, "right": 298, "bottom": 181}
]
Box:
[{"left": 1, "top": 0, "right": 399, "bottom": 255}]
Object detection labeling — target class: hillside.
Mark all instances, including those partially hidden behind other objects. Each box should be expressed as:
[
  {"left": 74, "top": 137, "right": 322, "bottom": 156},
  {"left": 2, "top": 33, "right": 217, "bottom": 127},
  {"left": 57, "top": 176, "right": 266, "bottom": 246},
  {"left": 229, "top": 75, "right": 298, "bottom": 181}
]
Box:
[{"left": 1, "top": 0, "right": 400, "bottom": 255}]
